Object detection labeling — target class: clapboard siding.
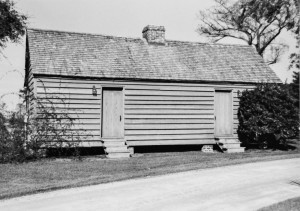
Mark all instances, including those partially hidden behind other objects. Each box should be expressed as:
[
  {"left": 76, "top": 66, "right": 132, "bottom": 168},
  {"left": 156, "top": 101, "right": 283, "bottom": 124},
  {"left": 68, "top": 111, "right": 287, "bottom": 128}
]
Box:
[
  {"left": 125, "top": 105, "right": 212, "bottom": 109},
  {"left": 125, "top": 119, "right": 214, "bottom": 124},
  {"left": 124, "top": 83, "right": 215, "bottom": 144},
  {"left": 37, "top": 78, "right": 253, "bottom": 88},
  {"left": 34, "top": 76, "right": 255, "bottom": 146},
  {"left": 125, "top": 129, "right": 214, "bottom": 135},
  {"left": 127, "top": 139, "right": 216, "bottom": 146}
]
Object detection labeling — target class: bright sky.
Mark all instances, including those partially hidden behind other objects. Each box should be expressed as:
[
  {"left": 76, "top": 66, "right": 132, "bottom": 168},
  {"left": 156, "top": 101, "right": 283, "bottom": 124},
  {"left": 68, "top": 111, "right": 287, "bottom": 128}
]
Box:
[{"left": 0, "top": 0, "right": 297, "bottom": 110}]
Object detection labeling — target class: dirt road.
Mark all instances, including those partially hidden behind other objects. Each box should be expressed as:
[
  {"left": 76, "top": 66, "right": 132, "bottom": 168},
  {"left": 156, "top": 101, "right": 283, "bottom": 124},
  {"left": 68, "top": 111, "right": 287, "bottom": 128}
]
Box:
[{"left": 1, "top": 158, "right": 300, "bottom": 211}]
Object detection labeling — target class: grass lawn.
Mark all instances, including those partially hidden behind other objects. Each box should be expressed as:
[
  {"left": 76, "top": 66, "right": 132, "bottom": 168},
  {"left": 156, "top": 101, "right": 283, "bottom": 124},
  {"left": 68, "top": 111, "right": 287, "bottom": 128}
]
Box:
[
  {"left": 1, "top": 143, "right": 300, "bottom": 200},
  {"left": 258, "top": 196, "right": 300, "bottom": 211}
]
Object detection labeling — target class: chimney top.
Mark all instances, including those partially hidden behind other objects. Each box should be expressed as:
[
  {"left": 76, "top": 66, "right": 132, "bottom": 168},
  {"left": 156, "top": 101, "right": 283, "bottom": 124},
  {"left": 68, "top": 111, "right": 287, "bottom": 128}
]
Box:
[{"left": 142, "top": 25, "right": 165, "bottom": 45}]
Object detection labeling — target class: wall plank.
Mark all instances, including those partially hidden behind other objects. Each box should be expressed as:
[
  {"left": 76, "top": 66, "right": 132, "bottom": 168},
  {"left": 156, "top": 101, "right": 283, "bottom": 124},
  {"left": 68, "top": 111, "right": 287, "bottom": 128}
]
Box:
[
  {"left": 125, "top": 105, "right": 212, "bottom": 109},
  {"left": 125, "top": 124, "right": 214, "bottom": 130},
  {"left": 34, "top": 76, "right": 253, "bottom": 146},
  {"left": 127, "top": 139, "right": 216, "bottom": 146},
  {"left": 125, "top": 129, "right": 214, "bottom": 135},
  {"left": 125, "top": 110, "right": 213, "bottom": 114},
  {"left": 125, "top": 90, "right": 213, "bottom": 96},
  {"left": 126, "top": 134, "right": 214, "bottom": 141},
  {"left": 125, "top": 119, "right": 214, "bottom": 124}
]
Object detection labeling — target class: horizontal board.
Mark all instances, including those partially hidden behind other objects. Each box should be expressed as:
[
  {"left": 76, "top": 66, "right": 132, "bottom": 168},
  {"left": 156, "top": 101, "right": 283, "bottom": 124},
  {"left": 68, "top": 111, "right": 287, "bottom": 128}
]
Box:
[
  {"left": 55, "top": 131, "right": 100, "bottom": 136},
  {"left": 126, "top": 96, "right": 213, "bottom": 101},
  {"left": 125, "top": 101, "right": 213, "bottom": 105},
  {"left": 79, "top": 142, "right": 103, "bottom": 147},
  {"left": 126, "top": 134, "right": 213, "bottom": 140},
  {"left": 38, "top": 104, "right": 101, "bottom": 109},
  {"left": 37, "top": 81, "right": 102, "bottom": 89},
  {"left": 37, "top": 112, "right": 101, "bottom": 116},
  {"left": 37, "top": 93, "right": 101, "bottom": 100},
  {"left": 37, "top": 108, "right": 100, "bottom": 113},
  {"left": 125, "top": 124, "right": 213, "bottom": 130},
  {"left": 125, "top": 119, "right": 215, "bottom": 124},
  {"left": 37, "top": 87, "right": 101, "bottom": 95},
  {"left": 42, "top": 141, "right": 103, "bottom": 147},
  {"left": 125, "top": 105, "right": 213, "bottom": 109},
  {"left": 37, "top": 78, "right": 255, "bottom": 89},
  {"left": 127, "top": 139, "right": 216, "bottom": 146},
  {"left": 125, "top": 90, "right": 213, "bottom": 97},
  {"left": 126, "top": 85, "right": 213, "bottom": 92},
  {"left": 38, "top": 82, "right": 214, "bottom": 92},
  {"left": 125, "top": 115, "right": 213, "bottom": 119},
  {"left": 38, "top": 99, "right": 101, "bottom": 104},
  {"left": 37, "top": 119, "right": 100, "bottom": 124},
  {"left": 125, "top": 110, "right": 213, "bottom": 115},
  {"left": 41, "top": 135, "right": 101, "bottom": 141},
  {"left": 37, "top": 114, "right": 101, "bottom": 119},
  {"left": 125, "top": 129, "right": 214, "bottom": 135},
  {"left": 50, "top": 124, "right": 100, "bottom": 130}
]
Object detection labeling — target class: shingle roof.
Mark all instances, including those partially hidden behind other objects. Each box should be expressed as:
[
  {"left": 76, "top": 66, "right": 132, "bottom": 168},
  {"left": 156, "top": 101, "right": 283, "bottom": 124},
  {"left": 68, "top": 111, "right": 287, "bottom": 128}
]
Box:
[{"left": 26, "top": 28, "right": 281, "bottom": 83}]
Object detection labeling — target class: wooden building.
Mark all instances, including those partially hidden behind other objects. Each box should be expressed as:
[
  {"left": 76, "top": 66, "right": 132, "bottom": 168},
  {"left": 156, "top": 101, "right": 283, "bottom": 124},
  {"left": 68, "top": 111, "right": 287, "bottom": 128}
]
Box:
[{"left": 24, "top": 25, "right": 281, "bottom": 158}]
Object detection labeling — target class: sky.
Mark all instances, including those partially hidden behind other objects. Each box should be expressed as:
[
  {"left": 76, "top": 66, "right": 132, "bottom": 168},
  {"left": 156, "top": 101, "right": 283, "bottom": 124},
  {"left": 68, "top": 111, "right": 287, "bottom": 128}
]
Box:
[{"left": 0, "top": 0, "right": 298, "bottom": 110}]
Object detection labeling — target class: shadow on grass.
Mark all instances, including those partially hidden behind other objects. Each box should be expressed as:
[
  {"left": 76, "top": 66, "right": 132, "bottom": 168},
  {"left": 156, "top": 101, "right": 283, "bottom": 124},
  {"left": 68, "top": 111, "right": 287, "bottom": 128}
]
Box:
[{"left": 242, "top": 139, "right": 299, "bottom": 151}]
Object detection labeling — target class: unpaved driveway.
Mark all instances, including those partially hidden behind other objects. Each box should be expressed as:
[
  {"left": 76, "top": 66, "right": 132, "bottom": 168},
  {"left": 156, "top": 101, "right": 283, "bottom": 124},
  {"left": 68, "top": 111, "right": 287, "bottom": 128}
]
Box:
[{"left": 1, "top": 158, "right": 300, "bottom": 211}]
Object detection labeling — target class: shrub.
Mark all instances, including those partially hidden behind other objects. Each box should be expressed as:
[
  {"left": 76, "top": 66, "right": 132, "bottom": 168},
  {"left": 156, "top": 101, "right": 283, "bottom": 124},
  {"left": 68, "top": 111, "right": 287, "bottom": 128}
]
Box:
[
  {"left": 238, "top": 83, "right": 299, "bottom": 149},
  {"left": 289, "top": 71, "right": 299, "bottom": 108},
  {"left": 0, "top": 111, "right": 28, "bottom": 162},
  {"left": 26, "top": 98, "right": 85, "bottom": 158},
  {"left": 0, "top": 97, "right": 86, "bottom": 163}
]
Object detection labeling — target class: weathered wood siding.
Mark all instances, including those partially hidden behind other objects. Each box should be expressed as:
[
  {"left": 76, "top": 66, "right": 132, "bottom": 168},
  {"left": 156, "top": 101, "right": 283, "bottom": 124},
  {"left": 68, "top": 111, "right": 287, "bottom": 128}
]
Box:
[
  {"left": 35, "top": 76, "right": 254, "bottom": 147},
  {"left": 26, "top": 72, "right": 35, "bottom": 114}
]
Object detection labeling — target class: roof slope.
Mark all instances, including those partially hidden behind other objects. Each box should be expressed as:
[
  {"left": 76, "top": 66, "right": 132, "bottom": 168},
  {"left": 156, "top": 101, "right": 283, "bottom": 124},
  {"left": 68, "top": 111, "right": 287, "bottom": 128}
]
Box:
[{"left": 26, "top": 29, "right": 281, "bottom": 83}]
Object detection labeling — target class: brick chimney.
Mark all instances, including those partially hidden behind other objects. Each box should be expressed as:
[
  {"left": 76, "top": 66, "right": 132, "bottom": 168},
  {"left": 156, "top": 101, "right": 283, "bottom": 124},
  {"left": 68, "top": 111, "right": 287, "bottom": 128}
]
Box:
[{"left": 142, "top": 25, "right": 165, "bottom": 44}]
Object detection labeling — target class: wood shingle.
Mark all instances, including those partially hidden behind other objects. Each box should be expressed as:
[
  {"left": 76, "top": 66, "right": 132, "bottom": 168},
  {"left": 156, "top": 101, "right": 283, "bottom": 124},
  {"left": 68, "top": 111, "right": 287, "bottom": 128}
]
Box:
[{"left": 27, "top": 28, "right": 281, "bottom": 83}]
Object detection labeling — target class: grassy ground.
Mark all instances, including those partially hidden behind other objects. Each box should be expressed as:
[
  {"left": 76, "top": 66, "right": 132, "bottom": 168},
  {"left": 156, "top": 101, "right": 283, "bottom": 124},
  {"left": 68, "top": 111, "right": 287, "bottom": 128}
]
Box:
[
  {"left": 258, "top": 196, "right": 300, "bottom": 211},
  {"left": 1, "top": 143, "right": 300, "bottom": 200}
]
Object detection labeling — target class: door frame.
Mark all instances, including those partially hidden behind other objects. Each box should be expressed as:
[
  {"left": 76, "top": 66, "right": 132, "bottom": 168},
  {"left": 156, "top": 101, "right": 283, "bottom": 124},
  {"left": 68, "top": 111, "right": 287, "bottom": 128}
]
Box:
[
  {"left": 101, "top": 86, "right": 125, "bottom": 138},
  {"left": 214, "top": 88, "right": 234, "bottom": 137}
]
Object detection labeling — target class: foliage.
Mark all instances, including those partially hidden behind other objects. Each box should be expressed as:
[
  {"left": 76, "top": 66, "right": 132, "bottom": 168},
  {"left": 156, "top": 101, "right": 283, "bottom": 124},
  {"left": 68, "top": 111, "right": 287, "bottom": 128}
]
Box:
[
  {"left": 0, "top": 113, "right": 10, "bottom": 162},
  {"left": 0, "top": 0, "right": 27, "bottom": 49},
  {"left": 289, "top": 53, "right": 300, "bottom": 70},
  {"left": 0, "top": 110, "right": 28, "bottom": 162},
  {"left": 0, "top": 91, "right": 86, "bottom": 163},
  {"left": 288, "top": 0, "right": 299, "bottom": 71},
  {"left": 238, "top": 83, "right": 299, "bottom": 149},
  {"left": 289, "top": 71, "right": 299, "bottom": 108},
  {"left": 26, "top": 97, "right": 85, "bottom": 158},
  {"left": 197, "top": 0, "right": 298, "bottom": 64}
]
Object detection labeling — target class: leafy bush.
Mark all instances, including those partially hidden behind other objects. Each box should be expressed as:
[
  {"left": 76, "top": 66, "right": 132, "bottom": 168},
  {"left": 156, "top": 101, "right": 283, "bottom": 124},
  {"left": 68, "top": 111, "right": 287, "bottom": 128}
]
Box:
[
  {"left": 289, "top": 71, "right": 299, "bottom": 108},
  {"left": 0, "top": 97, "right": 86, "bottom": 163},
  {"left": 0, "top": 111, "right": 28, "bottom": 162},
  {"left": 238, "top": 83, "right": 299, "bottom": 149},
  {"left": 26, "top": 98, "right": 85, "bottom": 157}
]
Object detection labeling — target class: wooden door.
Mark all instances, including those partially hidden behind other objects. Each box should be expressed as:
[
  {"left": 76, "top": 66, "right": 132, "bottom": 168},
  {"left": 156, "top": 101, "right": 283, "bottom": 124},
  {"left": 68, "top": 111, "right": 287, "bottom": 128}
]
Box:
[
  {"left": 102, "top": 88, "right": 124, "bottom": 138},
  {"left": 214, "top": 91, "right": 233, "bottom": 136}
]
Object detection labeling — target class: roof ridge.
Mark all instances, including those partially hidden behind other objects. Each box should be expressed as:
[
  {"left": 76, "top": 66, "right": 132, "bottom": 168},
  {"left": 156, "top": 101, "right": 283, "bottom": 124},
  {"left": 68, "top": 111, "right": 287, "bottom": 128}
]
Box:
[
  {"left": 27, "top": 28, "right": 251, "bottom": 47},
  {"left": 27, "top": 27, "right": 142, "bottom": 42},
  {"left": 166, "top": 39, "right": 251, "bottom": 48}
]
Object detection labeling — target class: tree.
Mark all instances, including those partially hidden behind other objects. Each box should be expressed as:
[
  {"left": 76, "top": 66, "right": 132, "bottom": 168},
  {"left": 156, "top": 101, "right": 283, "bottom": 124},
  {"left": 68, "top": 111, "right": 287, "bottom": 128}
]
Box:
[
  {"left": 197, "top": 0, "right": 298, "bottom": 64},
  {"left": 289, "top": 71, "right": 299, "bottom": 108},
  {"left": 288, "top": 0, "right": 299, "bottom": 71},
  {"left": 0, "top": 0, "right": 27, "bottom": 50},
  {"left": 238, "top": 83, "right": 299, "bottom": 149}
]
